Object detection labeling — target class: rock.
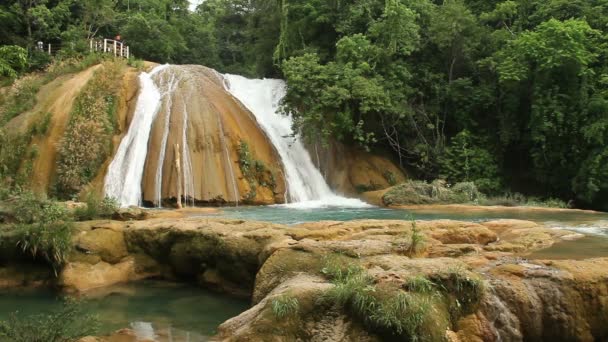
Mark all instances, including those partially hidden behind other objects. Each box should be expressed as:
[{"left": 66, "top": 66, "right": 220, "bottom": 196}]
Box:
[
  {"left": 307, "top": 139, "right": 406, "bottom": 197},
  {"left": 59, "top": 258, "right": 139, "bottom": 292},
  {"left": 112, "top": 206, "right": 148, "bottom": 221},
  {"left": 0, "top": 265, "right": 54, "bottom": 288},
  {"left": 4, "top": 216, "right": 607, "bottom": 341},
  {"left": 216, "top": 274, "right": 380, "bottom": 342},
  {"left": 428, "top": 220, "right": 498, "bottom": 245},
  {"left": 75, "top": 221, "right": 129, "bottom": 264}
]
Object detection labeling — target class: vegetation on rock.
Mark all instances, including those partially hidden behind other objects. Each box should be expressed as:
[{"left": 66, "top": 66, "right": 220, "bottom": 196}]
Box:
[
  {"left": 271, "top": 294, "right": 300, "bottom": 319},
  {"left": 320, "top": 255, "right": 483, "bottom": 341},
  {"left": 10, "top": 192, "right": 74, "bottom": 275},
  {"left": 237, "top": 140, "right": 278, "bottom": 202},
  {"left": 55, "top": 60, "right": 123, "bottom": 198},
  {"left": 0, "top": 299, "right": 99, "bottom": 342}
]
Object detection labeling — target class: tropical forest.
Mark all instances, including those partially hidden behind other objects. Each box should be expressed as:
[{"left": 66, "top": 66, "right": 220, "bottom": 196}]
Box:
[{"left": 0, "top": 0, "right": 607, "bottom": 341}]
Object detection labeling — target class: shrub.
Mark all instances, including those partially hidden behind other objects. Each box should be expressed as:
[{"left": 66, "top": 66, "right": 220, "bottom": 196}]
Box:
[
  {"left": 16, "top": 221, "right": 73, "bottom": 275},
  {"left": 382, "top": 180, "right": 484, "bottom": 206},
  {"left": 320, "top": 257, "right": 437, "bottom": 341},
  {"left": 237, "top": 140, "right": 278, "bottom": 201},
  {"left": 430, "top": 266, "right": 485, "bottom": 321},
  {"left": 10, "top": 192, "right": 74, "bottom": 275},
  {"left": 127, "top": 57, "right": 145, "bottom": 70},
  {"left": 11, "top": 192, "right": 70, "bottom": 225},
  {"left": 439, "top": 130, "right": 502, "bottom": 194},
  {"left": 0, "top": 299, "right": 99, "bottom": 342},
  {"left": 383, "top": 170, "right": 398, "bottom": 186},
  {"left": 0, "top": 75, "right": 42, "bottom": 125},
  {"left": 0, "top": 129, "right": 29, "bottom": 185},
  {"left": 480, "top": 192, "right": 568, "bottom": 208},
  {"left": 450, "top": 182, "right": 483, "bottom": 202},
  {"left": 407, "top": 217, "right": 426, "bottom": 257},
  {"left": 271, "top": 294, "right": 300, "bottom": 319},
  {"left": 0, "top": 45, "right": 27, "bottom": 78},
  {"left": 55, "top": 61, "right": 123, "bottom": 197},
  {"left": 74, "top": 193, "right": 119, "bottom": 221}
]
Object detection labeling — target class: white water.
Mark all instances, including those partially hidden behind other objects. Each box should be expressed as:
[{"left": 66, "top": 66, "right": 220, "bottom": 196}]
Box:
[
  {"left": 154, "top": 70, "right": 180, "bottom": 207},
  {"left": 223, "top": 74, "right": 370, "bottom": 208},
  {"left": 104, "top": 65, "right": 167, "bottom": 207},
  {"left": 180, "top": 96, "right": 196, "bottom": 207},
  {"left": 545, "top": 220, "right": 608, "bottom": 237}
]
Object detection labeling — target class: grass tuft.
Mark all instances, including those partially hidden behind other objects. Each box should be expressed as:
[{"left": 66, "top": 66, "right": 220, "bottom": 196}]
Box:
[{"left": 271, "top": 294, "right": 300, "bottom": 319}]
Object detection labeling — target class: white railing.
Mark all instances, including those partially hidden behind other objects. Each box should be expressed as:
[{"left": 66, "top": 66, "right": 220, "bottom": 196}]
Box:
[{"left": 89, "top": 39, "right": 130, "bottom": 58}]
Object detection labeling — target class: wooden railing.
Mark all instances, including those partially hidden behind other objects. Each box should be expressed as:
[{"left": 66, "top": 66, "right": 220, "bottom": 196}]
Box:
[
  {"left": 35, "top": 39, "right": 130, "bottom": 58},
  {"left": 90, "top": 39, "right": 130, "bottom": 58}
]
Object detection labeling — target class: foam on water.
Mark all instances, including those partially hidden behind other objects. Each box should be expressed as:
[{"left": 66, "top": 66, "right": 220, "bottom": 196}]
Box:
[{"left": 545, "top": 220, "right": 608, "bottom": 237}]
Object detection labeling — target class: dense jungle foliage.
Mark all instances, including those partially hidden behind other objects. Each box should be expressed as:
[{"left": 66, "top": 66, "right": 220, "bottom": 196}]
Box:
[{"left": 1, "top": 0, "right": 608, "bottom": 209}]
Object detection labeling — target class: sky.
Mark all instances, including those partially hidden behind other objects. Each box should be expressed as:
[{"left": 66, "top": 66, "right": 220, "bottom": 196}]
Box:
[{"left": 189, "top": 0, "right": 204, "bottom": 11}]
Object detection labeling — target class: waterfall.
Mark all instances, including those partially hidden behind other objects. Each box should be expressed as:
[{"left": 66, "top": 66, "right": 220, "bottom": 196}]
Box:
[
  {"left": 104, "top": 65, "right": 167, "bottom": 207},
  {"left": 180, "top": 96, "right": 195, "bottom": 207},
  {"left": 223, "top": 74, "right": 369, "bottom": 208},
  {"left": 154, "top": 71, "right": 180, "bottom": 207}
]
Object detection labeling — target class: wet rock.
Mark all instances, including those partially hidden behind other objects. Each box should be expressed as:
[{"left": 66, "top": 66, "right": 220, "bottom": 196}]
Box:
[{"left": 112, "top": 206, "right": 148, "bottom": 221}]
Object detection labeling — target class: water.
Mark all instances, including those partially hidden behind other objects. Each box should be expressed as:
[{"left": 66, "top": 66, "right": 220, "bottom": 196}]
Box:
[
  {"left": 217, "top": 205, "right": 608, "bottom": 228},
  {"left": 223, "top": 74, "right": 369, "bottom": 208},
  {"left": 104, "top": 65, "right": 167, "bottom": 207},
  {"left": 0, "top": 280, "right": 248, "bottom": 340},
  {"left": 528, "top": 235, "right": 608, "bottom": 260},
  {"left": 154, "top": 69, "right": 180, "bottom": 207}
]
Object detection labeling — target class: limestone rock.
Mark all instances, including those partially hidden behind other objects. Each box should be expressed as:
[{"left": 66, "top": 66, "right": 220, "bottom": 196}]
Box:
[{"left": 59, "top": 258, "right": 139, "bottom": 292}]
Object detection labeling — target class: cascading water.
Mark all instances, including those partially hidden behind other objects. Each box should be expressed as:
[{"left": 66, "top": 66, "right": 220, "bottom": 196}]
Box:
[
  {"left": 180, "top": 96, "right": 196, "bottom": 207},
  {"left": 223, "top": 74, "right": 369, "bottom": 208},
  {"left": 104, "top": 65, "right": 167, "bottom": 207},
  {"left": 154, "top": 70, "right": 180, "bottom": 207}
]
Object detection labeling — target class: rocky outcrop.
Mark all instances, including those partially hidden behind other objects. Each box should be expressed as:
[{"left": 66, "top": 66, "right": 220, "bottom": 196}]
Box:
[
  {"left": 2, "top": 62, "right": 410, "bottom": 206},
  {"left": 40, "top": 216, "right": 607, "bottom": 341},
  {"left": 140, "top": 65, "right": 286, "bottom": 206},
  {"left": 308, "top": 140, "right": 406, "bottom": 197}
]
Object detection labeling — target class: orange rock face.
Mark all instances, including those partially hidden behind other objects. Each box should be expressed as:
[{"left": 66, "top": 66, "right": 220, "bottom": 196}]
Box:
[{"left": 139, "top": 65, "right": 285, "bottom": 205}]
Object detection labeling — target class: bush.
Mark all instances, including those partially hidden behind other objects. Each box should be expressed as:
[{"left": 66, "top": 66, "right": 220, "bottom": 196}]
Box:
[
  {"left": 11, "top": 192, "right": 70, "bottom": 225},
  {"left": 74, "top": 193, "right": 119, "bottom": 221},
  {"left": 321, "top": 258, "right": 437, "bottom": 340},
  {"left": 55, "top": 61, "right": 123, "bottom": 197},
  {"left": 0, "top": 45, "right": 27, "bottom": 78},
  {"left": 0, "top": 129, "right": 29, "bottom": 185},
  {"left": 429, "top": 266, "right": 485, "bottom": 321},
  {"left": 407, "top": 218, "right": 426, "bottom": 257},
  {"left": 451, "top": 182, "right": 483, "bottom": 202},
  {"left": 0, "top": 299, "right": 99, "bottom": 342},
  {"left": 383, "top": 170, "right": 398, "bottom": 186},
  {"left": 0, "top": 75, "right": 42, "bottom": 125},
  {"left": 271, "top": 294, "right": 300, "bottom": 319},
  {"left": 10, "top": 192, "right": 74, "bottom": 275},
  {"left": 237, "top": 140, "right": 278, "bottom": 201},
  {"left": 16, "top": 221, "right": 73, "bottom": 275},
  {"left": 382, "top": 180, "right": 484, "bottom": 206},
  {"left": 439, "top": 130, "right": 502, "bottom": 194},
  {"left": 480, "top": 192, "right": 568, "bottom": 208}
]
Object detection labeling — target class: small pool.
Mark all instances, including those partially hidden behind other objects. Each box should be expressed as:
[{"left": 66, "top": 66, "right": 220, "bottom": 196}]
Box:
[{"left": 0, "top": 280, "right": 248, "bottom": 340}]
